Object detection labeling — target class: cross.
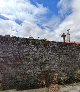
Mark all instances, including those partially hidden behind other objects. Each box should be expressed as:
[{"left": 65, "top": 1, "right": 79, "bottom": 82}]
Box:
[{"left": 61, "top": 33, "right": 66, "bottom": 42}]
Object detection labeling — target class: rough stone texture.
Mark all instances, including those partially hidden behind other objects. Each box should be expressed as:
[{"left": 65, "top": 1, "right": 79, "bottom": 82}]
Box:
[{"left": 0, "top": 35, "right": 80, "bottom": 90}]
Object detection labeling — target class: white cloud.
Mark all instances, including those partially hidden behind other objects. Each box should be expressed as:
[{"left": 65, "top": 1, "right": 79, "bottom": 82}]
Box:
[
  {"left": 55, "top": 0, "right": 80, "bottom": 42},
  {"left": 0, "top": 0, "right": 48, "bottom": 38},
  {"left": 0, "top": 20, "right": 20, "bottom": 36},
  {"left": 57, "top": 0, "right": 72, "bottom": 17},
  {"left": 0, "top": 0, "right": 80, "bottom": 42}
]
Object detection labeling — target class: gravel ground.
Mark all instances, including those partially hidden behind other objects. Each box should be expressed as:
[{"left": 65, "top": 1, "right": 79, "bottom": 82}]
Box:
[
  {"left": 60, "top": 85, "right": 80, "bottom": 92},
  {"left": 0, "top": 83, "right": 80, "bottom": 92}
]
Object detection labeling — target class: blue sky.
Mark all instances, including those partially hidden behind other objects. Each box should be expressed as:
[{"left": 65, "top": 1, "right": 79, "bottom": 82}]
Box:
[
  {"left": 30, "top": 0, "right": 72, "bottom": 22},
  {"left": 0, "top": 0, "right": 80, "bottom": 42},
  {"left": 31, "top": 0, "right": 59, "bottom": 18}
]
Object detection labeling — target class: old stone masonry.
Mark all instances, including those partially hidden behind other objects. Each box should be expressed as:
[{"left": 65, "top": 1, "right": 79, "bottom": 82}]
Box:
[{"left": 0, "top": 35, "right": 80, "bottom": 90}]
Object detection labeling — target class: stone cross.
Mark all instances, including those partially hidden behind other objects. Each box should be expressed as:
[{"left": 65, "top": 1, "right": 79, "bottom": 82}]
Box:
[{"left": 61, "top": 33, "right": 66, "bottom": 42}]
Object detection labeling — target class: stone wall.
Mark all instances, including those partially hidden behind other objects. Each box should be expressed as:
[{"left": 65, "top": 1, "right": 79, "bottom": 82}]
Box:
[{"left": 0, "top": 35, "right": 80, "bottom": 90}]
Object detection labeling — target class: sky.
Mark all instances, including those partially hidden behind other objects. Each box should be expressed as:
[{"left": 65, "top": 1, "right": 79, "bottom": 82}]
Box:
[{"left": 0, "top": 0, "right": 80, "bottom": 42}]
